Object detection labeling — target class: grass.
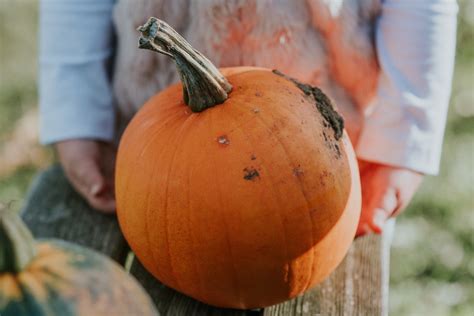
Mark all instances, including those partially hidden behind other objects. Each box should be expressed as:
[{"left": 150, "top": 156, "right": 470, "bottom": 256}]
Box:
[{"left": 0, "top": 1, "right": 473, "bottom": 315}]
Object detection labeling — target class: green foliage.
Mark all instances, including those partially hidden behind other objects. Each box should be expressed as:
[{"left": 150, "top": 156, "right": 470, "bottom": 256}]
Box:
[
  {"left": 0, "top": 83, "right": 37, "bottom": 137},
  {"left": 456, "top": 0, "right": 474, "bottom": 63},
  {"left": 0, "top": 1, "right": 38, "bottom": 137},
  {"left": 0, "top": 166, "right": 37, "bottom": 213}
]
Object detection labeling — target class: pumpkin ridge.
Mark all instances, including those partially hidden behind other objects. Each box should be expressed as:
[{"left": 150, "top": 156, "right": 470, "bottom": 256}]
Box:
[
  {"left": 183, "top": 136, "right": 207, "bottom": 300},
  {"left": 117, "top": 107, "right": 185, "bottom": 240},
  {"left": 143, "top": 117, "right": 189, "bottom": 277},
  {"left": 257, "top": 109, "right": 318, "bottom": 294},
  {"left": 157, "top": 112, "right": 200, "bottom": 292},
  {"left": 169, "top": 114, "right": 207, "bottom": 298},
  {"left": 226, "top": 101, "right": 295, "bottom": 301},
  {"left": 143, "top": 152, "right": 160, "bottom": 289},
  {"left": 237, "top": 101, "right": 315, "bottom": 295},
  {"left": 121, "top": 114, "right": 183, "bottom": 289},
  {"left": 256, "top": 86, "right": 333, "bottom": 293},
  {"left": 252, "top": 73, "right": 350, "bottom": 243},
  {"left": 206, "top": 107, "right": 246, "bottom": 306}
]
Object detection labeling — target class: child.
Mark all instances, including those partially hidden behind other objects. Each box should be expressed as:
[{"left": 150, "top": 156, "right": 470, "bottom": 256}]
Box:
[{"left": 39, "top": 0, "right": 458, "bottom": 236}]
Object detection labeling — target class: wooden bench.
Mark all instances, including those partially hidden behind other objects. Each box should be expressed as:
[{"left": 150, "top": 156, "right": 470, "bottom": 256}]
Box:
[{"left": 21, "top": 165, "right": 394, "bottom": 316}]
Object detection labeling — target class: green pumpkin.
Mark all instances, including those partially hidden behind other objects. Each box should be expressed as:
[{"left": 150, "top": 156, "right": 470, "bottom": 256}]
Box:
[{"left": 0, "top": 208, "right": 158, "bottom": 316}]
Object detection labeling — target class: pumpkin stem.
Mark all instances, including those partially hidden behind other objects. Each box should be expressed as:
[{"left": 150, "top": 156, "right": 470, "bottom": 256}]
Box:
[
  {"left": 0, "top": 205, "right": 37, "bottom": 273},
  {"left": 137, "top": 17, "right": 232, "bottom": 112}
]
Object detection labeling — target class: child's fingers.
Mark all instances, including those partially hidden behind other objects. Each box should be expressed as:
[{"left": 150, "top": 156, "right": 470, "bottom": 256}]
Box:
[
  {"left": 356, "top": 186, "right": 398, "bottom": 237},
  {"left": 67, "top": 157, "right": 116, "bottom": 213},
  {"left": 355, "top": 223, "right": 371, "bottom": 237},
  {"left": 368, "top": 188, "right": 398, "bottom": 234},
  {"left": 56, "top": 140, "right": 117, "bottom": 213},
  {"left": 356, "top": 162, "right": 424, "bottom": 238}
]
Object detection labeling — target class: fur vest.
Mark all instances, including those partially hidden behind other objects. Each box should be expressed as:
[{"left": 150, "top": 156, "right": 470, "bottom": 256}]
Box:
[{"left": 112, "top": 0, "right": 381, "bottom": 142}]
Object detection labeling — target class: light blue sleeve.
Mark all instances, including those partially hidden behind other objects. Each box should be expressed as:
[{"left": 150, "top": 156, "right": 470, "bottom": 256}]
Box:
[
  {"left": 356, "top": 0, "right": 458, "bottom": 174},
  {"left": 39, "top": 0, "right": 116, "bottom": 144}
]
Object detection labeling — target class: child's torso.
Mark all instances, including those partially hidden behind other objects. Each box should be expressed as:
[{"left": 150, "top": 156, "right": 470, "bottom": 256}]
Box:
[{"left": 113, "top": 0, "right": 381, "bottom": 142}]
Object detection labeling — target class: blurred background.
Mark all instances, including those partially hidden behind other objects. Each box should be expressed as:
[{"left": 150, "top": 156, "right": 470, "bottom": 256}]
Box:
[{"left": 0, "top": 1, "right": 472, "bottom": 315}]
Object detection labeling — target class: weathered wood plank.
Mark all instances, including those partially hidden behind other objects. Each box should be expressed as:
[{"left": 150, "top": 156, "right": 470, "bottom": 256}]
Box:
[
  {"left": 264, "top": 219, "right": 395, "bottom": 316},
  {"left": 20, "top": 164, "right": 129, "bottom": 263},
  {"left": 130, "top": 258, "right": 251, "bottom": 316}
]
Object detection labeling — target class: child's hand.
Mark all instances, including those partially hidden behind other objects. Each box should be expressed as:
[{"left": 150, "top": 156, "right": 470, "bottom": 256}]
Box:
[
  {"left": 356, "top": 160, "right": 424, "bottom": 237},
  {"left": 56, "top": 140, "right": 116, "bottom": 213}
]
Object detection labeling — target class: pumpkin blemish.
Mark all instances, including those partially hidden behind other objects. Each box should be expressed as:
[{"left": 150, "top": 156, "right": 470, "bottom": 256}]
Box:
[
  {"left": 217, "top": 135, "right": 230, "bottom": 146},
  {"left": 293, "top": 166, "right": 304, "bottom": 177},
  {"left": 243, "top": 167, "right": 260, "bottom": 181}
]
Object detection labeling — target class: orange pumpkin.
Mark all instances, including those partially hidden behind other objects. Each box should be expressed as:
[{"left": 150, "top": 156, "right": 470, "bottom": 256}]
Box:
[
  {"left": 0, "top": 208, "right": 158, "bottom": 316},
  {"left": 116, "top": 17, "right": 361, "bottom": 309}
]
